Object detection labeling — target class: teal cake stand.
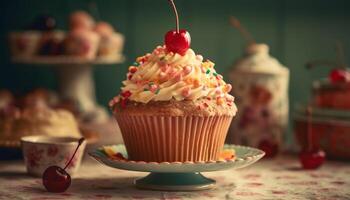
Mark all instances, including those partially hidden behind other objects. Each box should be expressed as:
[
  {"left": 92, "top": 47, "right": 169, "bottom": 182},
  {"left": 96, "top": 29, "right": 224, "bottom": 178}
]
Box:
[{"left": 89, "top": 144, "right": 264, "bottom": 191}]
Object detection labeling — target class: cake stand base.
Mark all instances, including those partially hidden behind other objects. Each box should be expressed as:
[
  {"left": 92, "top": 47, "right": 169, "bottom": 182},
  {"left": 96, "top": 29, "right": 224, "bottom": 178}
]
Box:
[
  {"left": 89, "top": 144, "right": 265, "bottom": 191},
  {"left": 135, "top": 172, "right": 215, "bottom": 191}
]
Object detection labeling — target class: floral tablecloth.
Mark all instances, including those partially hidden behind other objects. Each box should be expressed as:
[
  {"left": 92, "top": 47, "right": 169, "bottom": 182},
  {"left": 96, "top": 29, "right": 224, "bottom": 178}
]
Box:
[{"left": 0, "top": 155, "right": 349, "bottom": 200}]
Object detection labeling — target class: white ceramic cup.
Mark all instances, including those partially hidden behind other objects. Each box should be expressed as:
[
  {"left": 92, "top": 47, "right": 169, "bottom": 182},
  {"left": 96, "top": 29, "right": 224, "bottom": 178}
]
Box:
[{"left": 21, "top": 136, "right": 86, "bottom": 177}]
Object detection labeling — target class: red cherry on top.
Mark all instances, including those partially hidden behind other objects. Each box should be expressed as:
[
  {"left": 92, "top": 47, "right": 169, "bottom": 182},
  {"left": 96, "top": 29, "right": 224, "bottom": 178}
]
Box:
[
  {"left": 165, "top": 30, "right": 191, "bottom": 55},
  {"left": 329, "top": 68, "right": 350, "bottom": 84},
  {"left": 42, "top": 138, "right": 85, "bottom": 193},
  {"left": 299, "top": 149, "right": 325, "bottom": 170},
  {"left": 164, "top": 0, "right": 191, "bottom": 55}
]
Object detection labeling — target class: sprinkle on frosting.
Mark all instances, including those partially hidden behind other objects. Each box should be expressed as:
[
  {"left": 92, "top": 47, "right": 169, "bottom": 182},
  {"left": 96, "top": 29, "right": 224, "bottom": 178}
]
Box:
[{"left": 111, "top": 45, "right": 235, "bottom": 108}]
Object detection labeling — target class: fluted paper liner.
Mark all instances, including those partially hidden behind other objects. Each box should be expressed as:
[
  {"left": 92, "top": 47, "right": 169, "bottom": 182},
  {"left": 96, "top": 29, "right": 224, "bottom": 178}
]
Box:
[{"left": 115, "top": 115, "right": 233, "bottom": 162}]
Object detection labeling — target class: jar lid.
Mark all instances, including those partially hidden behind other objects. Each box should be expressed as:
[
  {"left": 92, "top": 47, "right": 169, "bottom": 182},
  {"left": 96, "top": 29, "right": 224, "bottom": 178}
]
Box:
[{"left": 245, "top": 43, "right": 269, "bottom": 55}]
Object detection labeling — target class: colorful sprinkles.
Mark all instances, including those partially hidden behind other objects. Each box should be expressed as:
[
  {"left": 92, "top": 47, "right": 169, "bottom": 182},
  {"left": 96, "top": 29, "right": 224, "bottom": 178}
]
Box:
[{"left": 113, "top": 46, "right": 236, "bottom": 112}]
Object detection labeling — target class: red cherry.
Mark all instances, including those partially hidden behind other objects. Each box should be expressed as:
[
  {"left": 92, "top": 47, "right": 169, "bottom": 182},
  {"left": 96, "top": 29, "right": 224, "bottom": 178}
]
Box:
[
  {"left": 164, "top": 0, "right": 191, "bottom": 55},
  {"left": 299, "top": 149, "right": 325, "bottom": 170},
  {"left": 258, "top": 140, "right": 279, "bottom": 158},
  {"left": 42, "top": 166, "right": 71, "bottom": 193},
  {"left": 329, "top": 69, "right": 349, "bottom": 83},
  {"left": 42, "top": 138, "right": 84, "bottom": 193},
  {"left": 165, "top": 30, "right": 191, "bottom": 55}
]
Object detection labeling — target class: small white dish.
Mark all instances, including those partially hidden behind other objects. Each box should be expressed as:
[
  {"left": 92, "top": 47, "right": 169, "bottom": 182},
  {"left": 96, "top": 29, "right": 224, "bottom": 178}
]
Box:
[{"left": 21, "top": 136, "right": 86, "bottom": 177}]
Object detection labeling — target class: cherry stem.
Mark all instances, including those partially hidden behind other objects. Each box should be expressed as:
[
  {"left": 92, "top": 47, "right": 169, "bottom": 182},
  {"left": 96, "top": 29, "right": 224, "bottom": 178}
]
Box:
[
  {"left": 305, "top": 60, "right": 337, "bottom": 69},
  {"left": 64, "top": 138, "right": 85, "bottom": 170},
  {"left": 229, "top": 16, "right": 255, "bottom": 44},
  {"left": 168, "top": 0, "right": 179, "bottom": 33},
  {"left": 306, "top": 105, "right": 313, "bottom": 151}
]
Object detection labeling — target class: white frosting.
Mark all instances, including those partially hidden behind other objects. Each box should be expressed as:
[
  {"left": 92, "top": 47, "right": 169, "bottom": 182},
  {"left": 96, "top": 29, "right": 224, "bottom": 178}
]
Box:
[
  {"left": 234, "top": 43, "right": 288, "bottom": 74},
  {"left": 116, "top": 46, "right": 234, "bottom": 105}
]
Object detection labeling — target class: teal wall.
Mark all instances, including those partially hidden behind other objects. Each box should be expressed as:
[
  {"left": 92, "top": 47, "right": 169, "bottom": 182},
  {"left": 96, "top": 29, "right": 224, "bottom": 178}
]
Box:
[{"left": 1, "top": 0, "right": 350, "bottom": 145}]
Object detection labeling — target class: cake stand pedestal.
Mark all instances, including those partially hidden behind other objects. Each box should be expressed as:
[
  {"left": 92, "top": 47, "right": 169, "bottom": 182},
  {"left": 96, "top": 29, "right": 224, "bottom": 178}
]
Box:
[
  {"left": 12, "top": 56, "right": 125, "bottom": 123},
  {"left": 89, "top": 144, "right": 265, "bottom": 191},
  {"left": 135, "top": 172, "right": 215, "bottom": 191}
]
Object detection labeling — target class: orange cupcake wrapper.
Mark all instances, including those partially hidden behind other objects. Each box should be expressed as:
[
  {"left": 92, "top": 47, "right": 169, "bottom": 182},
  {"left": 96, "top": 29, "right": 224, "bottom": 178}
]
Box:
[{"left": 115, "top": 115, "right": 233, "bottom": 162}]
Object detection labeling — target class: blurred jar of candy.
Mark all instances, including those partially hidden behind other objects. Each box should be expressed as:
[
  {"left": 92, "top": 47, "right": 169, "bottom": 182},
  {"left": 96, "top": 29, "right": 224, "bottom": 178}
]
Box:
[{"left": 228, "top": 43, "right": 289, "bottom": 156}]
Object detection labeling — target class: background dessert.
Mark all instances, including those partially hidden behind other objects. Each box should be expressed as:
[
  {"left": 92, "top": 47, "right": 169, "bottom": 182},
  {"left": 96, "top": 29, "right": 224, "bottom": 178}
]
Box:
[
  {"left": 293, "top": 44, "right": 350, "bottom": 160},
  {"left": 63, "top": 29, "right": 100, "bottom": 59},
  {"left": 94, "top": 22, "right": 124, "bottom": 60},
  {"left": 0, "top": 90, "right": 81, "bottom": 143},
  {"left": 8, "top": 11, "right": 124, "bottom": 60}
]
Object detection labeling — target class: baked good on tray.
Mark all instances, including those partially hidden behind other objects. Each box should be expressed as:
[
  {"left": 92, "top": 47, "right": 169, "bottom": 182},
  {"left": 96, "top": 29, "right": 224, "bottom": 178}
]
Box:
[
  {"left": 313, "top": 79, "right": 350, "bottom": 110},
  {"left": 94, "top": 22, "right": 124, "bottom": 59},
  {"left": 0, "top": 90, "right": 81, "bottom": 144},
  {"left": 9, "top": 11, "right": 124, "bottom": 60}
]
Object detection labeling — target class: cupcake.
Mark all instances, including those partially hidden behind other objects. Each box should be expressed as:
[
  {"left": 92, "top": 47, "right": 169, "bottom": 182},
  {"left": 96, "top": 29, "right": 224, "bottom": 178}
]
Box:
[
  {"left": 63, "top": 29, "right": 100, "bottom": 59},
  {"left": 110, "top": 1, "right": 237, "bottom": 162},
  {"left": 9, "top": 31, "right": 42, "bottom": 58},
  {"left": 69, "top": 11, "right": 95, "bottom": 30},
  {"left": 94, "top": 22, "right": 124, "bottom": 59},
  {"left": 38, "top": 31, "right": 65, "bottom": 55},
  {"left": 110, "top": 45, "right": 236, "bottom": 162}
]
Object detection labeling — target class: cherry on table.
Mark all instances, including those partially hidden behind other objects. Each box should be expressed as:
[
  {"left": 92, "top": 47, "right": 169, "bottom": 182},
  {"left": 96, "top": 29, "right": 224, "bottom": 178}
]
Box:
[
  {"left": 164, "top": 0, "right": 191, "bottom": 55},
  {"left": 42, "top": 138, "right": 84, "bottom": 193},
  {"left": 258, "top": 139, "right": 278, "bottom": 158},
  {"left": 42, "top": 166, "right": 71, "bottom": 193},
  {"left": 299, "top": 149, "right": 325, "bottom": 170}
]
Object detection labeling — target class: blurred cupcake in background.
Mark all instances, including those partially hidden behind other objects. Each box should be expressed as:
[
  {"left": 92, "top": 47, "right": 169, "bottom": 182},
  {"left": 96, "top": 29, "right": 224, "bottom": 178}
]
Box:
[
  {"left": 63, "top": 28, "right": 100, "bottom": 60},
  {"left": 94, "top": 22, "right": 124, "bottom": 60},
  {"left": 8, "top": 11, "right": 124, "bottom": 60},
  {"left": 227, "top": 17, "right": 289, "bottom": 157},
  {"left": 0, "top": 89, "right": 81, "bottom": 143},
  {"left": 69, "top": 11, "right": 95, "bottom": 31},
  {"left": 9, "top": 14, "right": 60, "bottom": 58},
  {"left": 9, "top": 31, "right": 42, "bottom": 58}
]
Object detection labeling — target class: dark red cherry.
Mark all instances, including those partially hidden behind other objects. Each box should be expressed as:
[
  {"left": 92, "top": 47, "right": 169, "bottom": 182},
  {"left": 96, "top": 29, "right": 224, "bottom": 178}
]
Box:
[
  {"left": 299, "top": 149, "right": 325, "bottom": 170},
  {"left": 258, "top": 139, "right": 278, "bottom": 158},
  {"left": 42, "top": 166, "right": 71, "bottom": 193},
  {"left": 42, "top": 138, "right": 84, "bottom": 193},
  {"left": 165, "top": 0, "right": 191, "bottom": 55},
  {"left": 329, "top": 69, "right": 350, "bottom": 84},
  {"left": 165, "top": 30, "right": 191, "bottom": 55}
]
